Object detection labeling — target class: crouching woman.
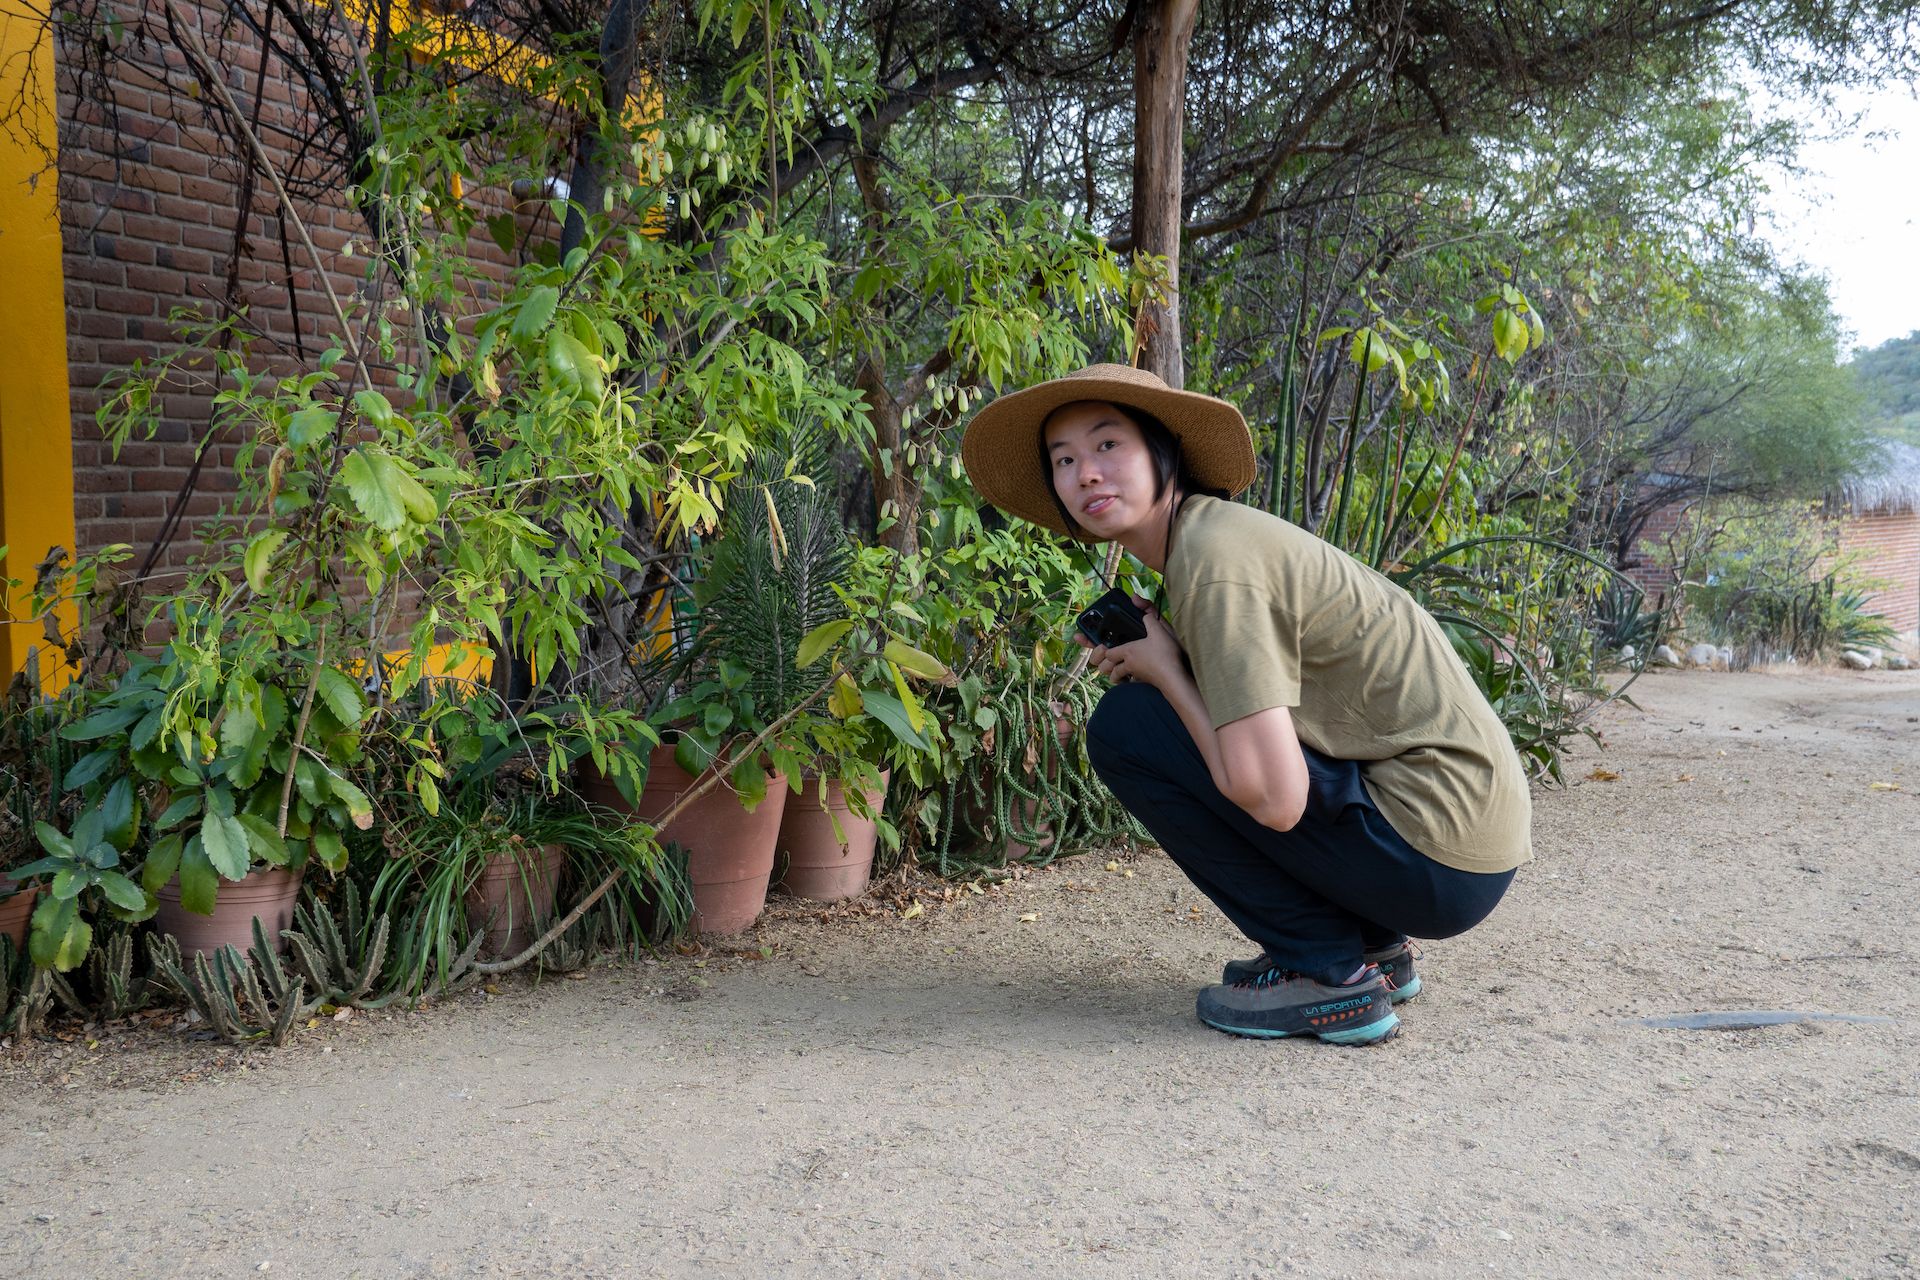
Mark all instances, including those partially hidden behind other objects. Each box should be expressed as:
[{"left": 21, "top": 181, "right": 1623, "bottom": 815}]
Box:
[{"left": 961, "top": 364, "right": 1531, "bottom": 1046}]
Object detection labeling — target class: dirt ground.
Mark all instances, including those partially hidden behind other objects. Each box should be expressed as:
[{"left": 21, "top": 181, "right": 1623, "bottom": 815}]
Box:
[{"left": 3, "top": 669, "right": 1917, "bottom": 1279}]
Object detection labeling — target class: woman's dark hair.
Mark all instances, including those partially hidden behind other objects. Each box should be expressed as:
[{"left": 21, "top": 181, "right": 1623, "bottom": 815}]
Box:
[{"left": 1039, "top": 401, "right": 1228, "bottom": 539}]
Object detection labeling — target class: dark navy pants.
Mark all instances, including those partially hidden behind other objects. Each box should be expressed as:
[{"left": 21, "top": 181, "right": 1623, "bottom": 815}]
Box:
[{"left": 1085, "top": 681, "right": 1514, "bottom": 979}]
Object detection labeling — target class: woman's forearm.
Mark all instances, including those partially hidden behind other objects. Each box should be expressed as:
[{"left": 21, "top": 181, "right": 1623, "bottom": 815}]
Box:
[
  {"left": 1150, "top": 668, "right": 1309, "bottom": 832},
  {"left": 1154, "top": 668, "right": 1234, "bottom": 797}
]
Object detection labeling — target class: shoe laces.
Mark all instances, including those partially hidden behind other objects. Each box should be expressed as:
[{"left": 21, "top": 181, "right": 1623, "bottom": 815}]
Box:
[
  {"left": 1237, "top": 965, "right": 1307, "bottom": 990},
  {"left": 1238, "top": 961, "right": 1380, "bottom": 990}
]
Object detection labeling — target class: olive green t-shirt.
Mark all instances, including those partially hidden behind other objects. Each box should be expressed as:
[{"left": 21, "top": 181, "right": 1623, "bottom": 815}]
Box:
[{"left": 1163, "top": 496, "right": 1532, "bottom": 875}]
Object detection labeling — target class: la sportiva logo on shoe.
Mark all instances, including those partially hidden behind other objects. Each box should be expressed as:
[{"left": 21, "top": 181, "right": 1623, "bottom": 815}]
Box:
[{"left": 1304, "top": 995, "right": 1373, "bottom": 1016}]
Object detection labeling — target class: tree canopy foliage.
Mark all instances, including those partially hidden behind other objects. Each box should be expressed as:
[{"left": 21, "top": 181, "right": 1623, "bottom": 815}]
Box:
[
  {"left": 21, "top": 0, "right": 1920, "bottom": 775},
  {"left": 1851, "top": 331, "right": 1920, "bottom": 446}
]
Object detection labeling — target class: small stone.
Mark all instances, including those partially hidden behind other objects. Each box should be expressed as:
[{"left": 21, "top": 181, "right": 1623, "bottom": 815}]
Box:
[
  {"left": 1841, "top": 651, "right": 1873, "bottom": 671},
  {"left": 1619, "top": 643, "right": 1636, "bottom": 660},
  {"left": 1653, "top": 644, "right": 1682, "bottom": 667},
  {"left": 1886, "top": 655, "right": 1913, "bottom": 671},
  {"left": 1688, "top": 643, "right": 1720, "bottom": 669}
]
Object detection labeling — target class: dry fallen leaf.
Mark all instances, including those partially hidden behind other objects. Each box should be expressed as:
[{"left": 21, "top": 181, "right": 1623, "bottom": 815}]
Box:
[
  {"left": 1105, "top": 860, "right": 1120, "bottom": 872},
  {"left": 1018, "top": 912, "right": 1039, "bottom": 923},
  {"left": 1869, "top": 781, "right": 1902, "bottom": 792},
  {"left": 1586, "top": 768, "right": 1620, "bottom": 782},
  {"left": 900, "top": 901, "right": 924, "bottom": 920},
  {"left": 1676, "top": 773, "right": 1694, "bottom": 783},
  {"left": 1123, "top": 869, "right": 1136, "bottom": 878}
]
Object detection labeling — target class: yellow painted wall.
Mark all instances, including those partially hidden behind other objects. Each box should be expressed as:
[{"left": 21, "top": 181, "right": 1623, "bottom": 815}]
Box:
[{"left": 0, "top": 0, "right": 77, "bottom": 682}]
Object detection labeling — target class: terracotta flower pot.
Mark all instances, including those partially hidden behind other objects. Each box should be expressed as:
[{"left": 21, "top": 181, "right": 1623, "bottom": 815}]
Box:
[
  {"left": 775, "top": 771, "right": 889, "bottom": 903},
  {"left": 959, "top": 785, "right": 1058, "bottom": 864},
  {"left": 581, "top": 744, "right": 786, "bottom": 936},
  {"left": 0, "top": 878, "right": 39, "bottom": 950},
  {"left": 153, "top": 864, "right": 304, "bottom": 956},
  {"left": 465, "top": 841, "right": 567, "bottom": 958},
  {"left": 1001, "top": 794, "right": 1056, "bottom": 863}
]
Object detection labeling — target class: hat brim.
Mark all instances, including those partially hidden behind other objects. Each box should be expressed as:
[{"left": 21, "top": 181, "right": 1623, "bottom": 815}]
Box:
[{"left": 960, "top": 366, "right": 1258, "bottom": 539}]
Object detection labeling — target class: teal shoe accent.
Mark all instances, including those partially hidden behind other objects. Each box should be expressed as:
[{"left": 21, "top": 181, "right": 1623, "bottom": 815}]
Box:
[
  {"left": 1201, "top": 1019, "right": 1292, "bottom": 1039},
  {"left": 1199, "top": 1010, "right": 1401, "bottom": 1045},
  {"left": 1318, "top": 1012, "right": 1401, "bottom": 1045},
  {"left": 1387, "top": 974, "right": 1422, "bottom": 1003}
]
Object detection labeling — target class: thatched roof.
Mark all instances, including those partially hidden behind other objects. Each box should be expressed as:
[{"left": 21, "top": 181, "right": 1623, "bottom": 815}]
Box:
[{"left": 1834, "top": 440, "right": 1920, "bottom": 516}]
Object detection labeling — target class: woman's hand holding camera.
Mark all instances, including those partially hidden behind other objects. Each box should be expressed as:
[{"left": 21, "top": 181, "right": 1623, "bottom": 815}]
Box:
[{"left": 1073, "top": 595, "right": 1185, "bottom": 690}]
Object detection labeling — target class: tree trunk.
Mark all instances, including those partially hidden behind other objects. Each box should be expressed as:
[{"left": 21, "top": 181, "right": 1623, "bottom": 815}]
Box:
[
  {"left": 1131, "top": 0, "right": 1198, "bottom": 388},
  {"left": 857, "top": 354, "right": 918, "bottom": 556},
  {"left": 560, "top": 0, "right": 650, "bottom": 259}
]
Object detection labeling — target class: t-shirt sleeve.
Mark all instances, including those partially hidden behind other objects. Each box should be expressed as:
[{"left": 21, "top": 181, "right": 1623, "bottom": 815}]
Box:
[{"left": 1175, "top": 579, "right": 1301, "bottom": 727}]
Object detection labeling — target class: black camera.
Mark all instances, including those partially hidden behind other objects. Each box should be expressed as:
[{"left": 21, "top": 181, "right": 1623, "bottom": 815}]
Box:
[{"left": 1075, "top": 588, "right": 1148, "bottom": 649}]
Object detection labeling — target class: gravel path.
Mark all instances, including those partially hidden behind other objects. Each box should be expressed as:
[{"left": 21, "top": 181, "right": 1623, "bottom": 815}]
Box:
[{"left": 4, "top": 669, "right": 1917, "bottom": 1278}]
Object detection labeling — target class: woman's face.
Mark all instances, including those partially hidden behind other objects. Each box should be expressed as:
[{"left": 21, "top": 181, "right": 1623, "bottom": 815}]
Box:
[{"left": 1043, "top": 400, "right": 1163, "bottom": 542}]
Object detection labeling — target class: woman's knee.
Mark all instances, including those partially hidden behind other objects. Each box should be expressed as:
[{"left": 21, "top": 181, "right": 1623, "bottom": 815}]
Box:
[{"left": 1085, "top": 680, "right": 1174, "bottom": 775}]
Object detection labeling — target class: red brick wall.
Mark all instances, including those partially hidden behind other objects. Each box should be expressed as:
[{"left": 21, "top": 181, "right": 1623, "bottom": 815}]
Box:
[
  {"left": 57, "top": 4, "right": 527, "bottom": 593},
  {"left": 1620, "top": 499, "right": 1693, "bottom": 601},
  {"left": 1620, "top": 497, "right": 1918, "bottom": 639},
  {"left": 1837, "top": 510, "right": 1920, "bottom": 637}
]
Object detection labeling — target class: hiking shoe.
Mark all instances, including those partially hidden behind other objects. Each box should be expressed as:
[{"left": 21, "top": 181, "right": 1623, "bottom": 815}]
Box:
[
  {"left": 1222, "top": 940, "right": 1423, "bottom": 1003},
  {"left": 1195, "top": 964, "right": 1400, "bottom": 1046}
]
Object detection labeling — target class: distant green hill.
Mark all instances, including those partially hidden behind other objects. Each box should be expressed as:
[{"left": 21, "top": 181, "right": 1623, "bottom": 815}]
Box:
[{"left": 1851, "top": 331, "right": 1920, "bottom": 447}]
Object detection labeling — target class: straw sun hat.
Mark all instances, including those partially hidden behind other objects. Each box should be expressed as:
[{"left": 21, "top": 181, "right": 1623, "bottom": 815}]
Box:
[{"left": 960, "top": 363, "right": 1257, "bottom": 538}]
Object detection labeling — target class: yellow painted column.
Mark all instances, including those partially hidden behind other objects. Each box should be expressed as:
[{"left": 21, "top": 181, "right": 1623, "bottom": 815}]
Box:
[{"left": 0, "top": 0, "right": 76, "bottom": 682}]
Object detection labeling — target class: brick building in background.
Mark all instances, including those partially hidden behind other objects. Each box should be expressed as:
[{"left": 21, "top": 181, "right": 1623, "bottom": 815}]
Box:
[
  {"left": 1616, "top": 442, "right": 1920, "bottom": 646},
  {"left": 1, "top": 0, "right": 550, "bottom": 678},
  {"left": 1830, "top": 441, "right": 1920, "bottom": 640}
]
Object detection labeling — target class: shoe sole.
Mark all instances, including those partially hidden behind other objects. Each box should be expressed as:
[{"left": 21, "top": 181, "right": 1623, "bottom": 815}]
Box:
[{"left": 1200, "top": 1010, "right": 1402, "bottom": 1046}]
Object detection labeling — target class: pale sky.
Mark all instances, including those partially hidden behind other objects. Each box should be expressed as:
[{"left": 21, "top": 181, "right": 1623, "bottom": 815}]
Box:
[{"left": 1759, "top": 79, "right": 1920, "bottom": 355}]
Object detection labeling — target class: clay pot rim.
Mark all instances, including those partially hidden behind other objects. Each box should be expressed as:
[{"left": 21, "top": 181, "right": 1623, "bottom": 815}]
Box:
[
  {"left": 151, "top": 861, "right": 304, "bottom": 902},
  {"left": 0, "top": 873, "right": 42, "bottom": 899},
  {"left": 787, "top": 764, "right": 891, "bottom": 792},
  {"left": 469, "top": 841, "right": 569, "bottom": 877}
]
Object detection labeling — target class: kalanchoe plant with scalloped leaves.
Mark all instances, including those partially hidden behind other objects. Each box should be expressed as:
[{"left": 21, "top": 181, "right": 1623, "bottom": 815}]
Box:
[{"left": 21, "top": 598, "right": 376, "bottom": 971}]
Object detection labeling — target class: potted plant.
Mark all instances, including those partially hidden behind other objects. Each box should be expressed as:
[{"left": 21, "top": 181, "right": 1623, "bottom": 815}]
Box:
[
  {"left": 370, "top": 796, "right": 565, "bottom": 986},
  {"left": 771, "top": 708, "right": 895, "bottom": 903},
  {"left": 580, "top": 451, "right": 864, "bottom": 934},
  {"left": 580, "top": 659, "right": 790, "bottom": 936},
  {"left": 29, "top": 608, "right": 376, "bottom": 962},
  {"left": 0, "top": 680, "right": 66, "bottom": 951}
]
